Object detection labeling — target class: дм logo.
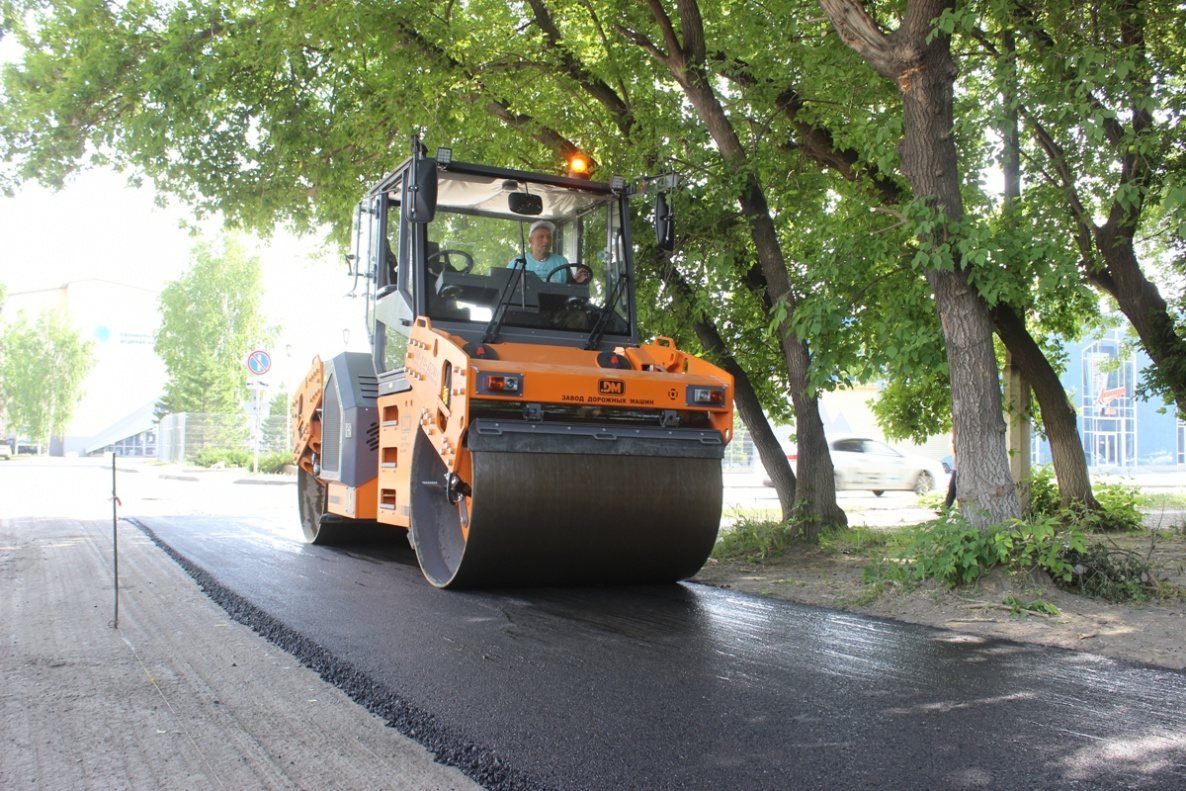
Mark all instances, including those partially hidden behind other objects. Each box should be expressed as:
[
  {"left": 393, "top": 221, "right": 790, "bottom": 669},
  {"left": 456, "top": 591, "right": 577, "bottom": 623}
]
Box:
[{"left": 598, "top": 379, "right": 625, "bottom": 395}]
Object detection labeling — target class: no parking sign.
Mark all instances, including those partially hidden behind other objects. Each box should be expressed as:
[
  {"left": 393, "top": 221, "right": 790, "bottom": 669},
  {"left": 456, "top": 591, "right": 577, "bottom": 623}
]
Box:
[{"left": 246, "top": 350, "right": 271, "bottom": 376}]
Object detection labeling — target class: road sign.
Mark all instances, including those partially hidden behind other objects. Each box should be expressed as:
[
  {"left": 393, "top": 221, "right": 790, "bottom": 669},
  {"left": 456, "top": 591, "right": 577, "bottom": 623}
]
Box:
[{"left": 247, "top": 349, "right": 271, "bottom": 375}]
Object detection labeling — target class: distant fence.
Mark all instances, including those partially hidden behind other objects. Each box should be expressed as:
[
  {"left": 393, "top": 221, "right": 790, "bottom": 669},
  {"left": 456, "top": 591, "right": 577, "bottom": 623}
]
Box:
[
  {"left": 723, "top": 421, "right": 755, "bottom": 471},
  {"left": 157, "top": 413, "right": 290, "bottom": 464}
]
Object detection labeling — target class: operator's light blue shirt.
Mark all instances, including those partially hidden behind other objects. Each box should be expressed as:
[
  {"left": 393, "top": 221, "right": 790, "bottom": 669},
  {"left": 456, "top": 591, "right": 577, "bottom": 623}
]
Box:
[{"left": 510, "top": 252, "right": 569, "bottom": 281}]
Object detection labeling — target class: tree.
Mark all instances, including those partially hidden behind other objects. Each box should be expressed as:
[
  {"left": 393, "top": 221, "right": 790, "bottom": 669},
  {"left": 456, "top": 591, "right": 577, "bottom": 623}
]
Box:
[
  {"left": 155, "top": 236, "right": 269, "bottom": 415},
  {"left": 958, "top": 0, "right": 1186, "bottom": 420},
  {"left": 817, "top": 0, "right": 1022, "bottom": 527},
  {"left": 1, "top": 0, "right": 827, "bottom": 527},
  {"left": 729, "top": 8, "right": 1101, "bottom": 509},
  {"left": 0, "top": 306, "right": 94, "bottom": 451},
  {"left": 9, "top": 0, "right": 1144, "bottom": 530}
]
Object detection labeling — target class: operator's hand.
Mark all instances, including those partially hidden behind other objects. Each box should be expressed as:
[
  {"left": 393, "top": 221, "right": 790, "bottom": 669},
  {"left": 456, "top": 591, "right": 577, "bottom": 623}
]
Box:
[{"left": 572, "top": 265, "right": 592, "bottom": 284}]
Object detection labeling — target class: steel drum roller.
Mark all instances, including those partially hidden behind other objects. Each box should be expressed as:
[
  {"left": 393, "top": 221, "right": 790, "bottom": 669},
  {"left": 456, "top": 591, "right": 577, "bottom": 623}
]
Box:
[{"left": 410, "top": 434, "right": 722, "bottom": 588}]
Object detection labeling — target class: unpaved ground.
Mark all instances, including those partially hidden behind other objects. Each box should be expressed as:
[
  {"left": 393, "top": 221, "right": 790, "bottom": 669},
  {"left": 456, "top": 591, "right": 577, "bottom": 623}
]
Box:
[
  {"left": 694, "top": 500, "right": 1186, "bottom": 671},
  {"left": 0, "top": 515, "right": 481, "bottom": 791},
  {"left": 1, "top": 459, "right": 481, "bottom": 791}
]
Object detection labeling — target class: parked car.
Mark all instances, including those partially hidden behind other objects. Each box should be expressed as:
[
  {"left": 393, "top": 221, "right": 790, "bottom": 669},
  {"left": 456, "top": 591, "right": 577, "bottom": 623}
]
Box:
[
  {"left": 0, "top": 441, "right": 10, "bottom": 460},
  {"left": 765, "top": 436, "right": 947, "bottom": 496}
]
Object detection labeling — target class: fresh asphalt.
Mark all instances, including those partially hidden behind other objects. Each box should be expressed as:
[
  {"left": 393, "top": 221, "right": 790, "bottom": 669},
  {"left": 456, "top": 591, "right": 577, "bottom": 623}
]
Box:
[{"left": 135, "top": 513, "right": 1186, "bottom": 791}]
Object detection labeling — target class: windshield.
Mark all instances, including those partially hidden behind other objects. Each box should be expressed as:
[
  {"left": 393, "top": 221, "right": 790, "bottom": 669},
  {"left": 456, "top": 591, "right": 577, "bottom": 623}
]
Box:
[{"left": 415, "top": 173, "right": 631, "bottom": 339}]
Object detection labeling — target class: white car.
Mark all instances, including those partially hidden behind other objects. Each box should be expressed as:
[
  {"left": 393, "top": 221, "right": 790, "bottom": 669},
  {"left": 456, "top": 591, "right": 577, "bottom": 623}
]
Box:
[{"left": 765, "top": 436, "right": 947, "bottom": 496}]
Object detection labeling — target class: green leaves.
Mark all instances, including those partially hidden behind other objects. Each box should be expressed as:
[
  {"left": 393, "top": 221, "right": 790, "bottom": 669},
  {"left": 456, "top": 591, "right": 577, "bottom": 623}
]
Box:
[
  {"left": 154, "top": 235, "right": 269, "bottom": 414},
  {"left": 866, "top": 511, "right": 1088, "bottom": 589},
  {"left": 3, "top": 0, "right": 1184, "bottom": 440},
  {"left": 0, "top": 304, "right": 95, "bottom": 447}
]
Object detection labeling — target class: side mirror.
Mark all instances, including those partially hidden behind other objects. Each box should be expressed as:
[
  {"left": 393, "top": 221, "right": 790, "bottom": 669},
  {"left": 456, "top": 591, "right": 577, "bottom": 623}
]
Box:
[
  {"left": 406, "top": 158, "right": 438, "bottom": 224},
  {"left": 655, "top": 193, "right": 675, "bottom": 252},
  {"left": 508, "top": 192, "right": 543, "bottom": 216}
]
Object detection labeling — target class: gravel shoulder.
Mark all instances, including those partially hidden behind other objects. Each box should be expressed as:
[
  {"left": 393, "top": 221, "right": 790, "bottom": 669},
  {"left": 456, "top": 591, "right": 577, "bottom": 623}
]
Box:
[{"left": 0, "top": 505, "right": 479, "bottom": 790}]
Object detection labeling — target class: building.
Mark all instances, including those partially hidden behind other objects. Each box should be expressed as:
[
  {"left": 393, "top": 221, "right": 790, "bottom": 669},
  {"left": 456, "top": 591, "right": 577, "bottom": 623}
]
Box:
[
  {"left": 2, "top": 279, "right": 167, "bottom": 455},
  {"left": 1035, "top": 326, "right": 1185, "bottom": 470}
]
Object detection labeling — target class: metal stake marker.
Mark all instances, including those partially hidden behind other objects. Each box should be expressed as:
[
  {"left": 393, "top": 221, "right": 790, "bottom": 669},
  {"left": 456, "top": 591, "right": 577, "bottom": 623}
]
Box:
[{"left": 111, "top": 454, "right": 120, "bottom": 629}]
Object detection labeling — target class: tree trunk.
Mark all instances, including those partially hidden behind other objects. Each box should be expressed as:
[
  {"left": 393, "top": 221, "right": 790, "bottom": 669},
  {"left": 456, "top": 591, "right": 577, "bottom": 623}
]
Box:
[
  {"left": 820, "top": 0, "right": 1021, "bottom": 528},
  {"left": 661, "top": 264, "right": 798, "bottom": 518},
  {"left": 1093, "top": 225, "right": 1186, "bottom": 420},
  {"left": 699, "top": 330, "right": 797, "bottom": 520},
  {"left": 990, "top": 304, "right": 1098, "bottom": 510},
  {"left": 630, "top": 0, "right": 846, "bottom": 538}
]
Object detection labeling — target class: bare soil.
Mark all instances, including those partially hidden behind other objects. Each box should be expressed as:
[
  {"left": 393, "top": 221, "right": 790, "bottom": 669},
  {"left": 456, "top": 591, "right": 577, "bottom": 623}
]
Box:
[{"left": 693, "top": 505, "right": 1186, "bottom": 671}]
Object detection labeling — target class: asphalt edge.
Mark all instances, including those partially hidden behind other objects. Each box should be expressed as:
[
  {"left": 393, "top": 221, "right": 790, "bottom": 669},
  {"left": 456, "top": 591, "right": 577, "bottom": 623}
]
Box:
[{"left": 125, "top": 516, "right": 548, "bottom": 791}]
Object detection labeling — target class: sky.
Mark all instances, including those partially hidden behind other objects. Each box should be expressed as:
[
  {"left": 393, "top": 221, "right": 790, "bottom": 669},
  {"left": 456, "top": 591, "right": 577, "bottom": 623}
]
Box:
[
  {"left": 0, "top": 34, "right": 369, "bottom": 402},
  {"left": 0, "top": 167, "right": 372, "bottom": 396}
]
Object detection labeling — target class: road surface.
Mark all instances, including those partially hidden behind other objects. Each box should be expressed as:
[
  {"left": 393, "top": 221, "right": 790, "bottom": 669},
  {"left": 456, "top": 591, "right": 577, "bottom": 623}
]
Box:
[{"left": 5, "top": 457, "right": 1185, "bottom": 790}]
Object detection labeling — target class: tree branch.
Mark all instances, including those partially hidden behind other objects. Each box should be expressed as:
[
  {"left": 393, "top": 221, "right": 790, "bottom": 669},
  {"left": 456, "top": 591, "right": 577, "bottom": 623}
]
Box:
[
  {"left": 816, "top": 0, "right": 899, "bottom": 79},
  {"left": 525, "top": 0, "right": 634, "bottom": 134}
]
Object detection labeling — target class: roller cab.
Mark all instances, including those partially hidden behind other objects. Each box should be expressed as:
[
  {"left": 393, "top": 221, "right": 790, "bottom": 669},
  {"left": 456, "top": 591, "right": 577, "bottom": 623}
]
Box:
[{"left": 294, "top": 144, "right": 734, "bottom": 588}]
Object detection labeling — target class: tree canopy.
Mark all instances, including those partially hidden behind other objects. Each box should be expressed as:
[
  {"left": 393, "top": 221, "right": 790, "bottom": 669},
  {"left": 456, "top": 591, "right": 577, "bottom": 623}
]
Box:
[{"left": 3, "top": 0, "right": 1184, "bottom": 526}]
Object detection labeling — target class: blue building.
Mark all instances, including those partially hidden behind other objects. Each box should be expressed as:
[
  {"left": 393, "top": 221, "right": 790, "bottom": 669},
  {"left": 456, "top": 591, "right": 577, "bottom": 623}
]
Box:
[{"left": 1033, "top": 327, "right": 1185, "bottom": 470}]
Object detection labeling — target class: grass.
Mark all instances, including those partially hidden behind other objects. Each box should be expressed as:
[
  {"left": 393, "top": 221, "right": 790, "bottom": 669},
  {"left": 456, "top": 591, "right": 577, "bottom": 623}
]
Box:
[
  {"left": 1140, "top": 492, "right": 1186, "bottom": 510},
  {"left": 819, "top": 525, "right": 902, "bottom": 555},
  {"left": 712, "top": 517, "right": 798, "bottom": 562},
  {"left": 713, "top": 516, "right": 910, "bottom": 564}
]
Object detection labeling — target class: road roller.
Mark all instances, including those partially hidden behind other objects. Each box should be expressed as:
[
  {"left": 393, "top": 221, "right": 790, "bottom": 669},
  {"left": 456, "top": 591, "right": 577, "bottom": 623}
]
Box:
[{"left": 292, "top": 141, "right": 734, "bottom": 588}]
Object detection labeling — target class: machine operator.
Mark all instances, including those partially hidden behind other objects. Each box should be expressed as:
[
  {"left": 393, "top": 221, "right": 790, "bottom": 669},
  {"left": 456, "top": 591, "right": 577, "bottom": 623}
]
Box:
[{"left": 512, "top": 220, "right": 591, "bottom": 284}]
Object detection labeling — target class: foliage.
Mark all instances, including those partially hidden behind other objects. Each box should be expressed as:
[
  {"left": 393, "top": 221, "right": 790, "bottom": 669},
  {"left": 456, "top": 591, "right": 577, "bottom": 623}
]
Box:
[
  {"left": 1059, "top": 542, "right": 1172, "bottom": 603},
  {"left": 257, "top": 451, "right": 292, "bottom": 475},
  {"left": 713, "top": 517, "right": 798, "bottom": 563},
  {"left": 4, "top": 0, "right": 1185, "bottom": 504},
  {"left": 1001, "top": 594, "right": 1061, "bottom": 617},
  {"left": 1024, "top": 464, "right": 1063, "bottom": 520},
  {"left": 155, "top": 236, "right": 270, "bottom": 415},
  {"left": 864, "top": 512, "right": 1088, "bottom": 588},
  {"left": 268, "top": 388, "right": 290, "bottom": 418},
  {"left": 193, "top": 448, "right": 253, "bottom": 469},
  {"left": 1024, "top": 464, "right": 1144, "bottom": 532},
  {"left": 714, "top": 516, "right": 898, "bottom": 563},
  {"left": 194, "top": 448, "right": 289, "bottom": 473},
  {"left": 819, "top": 526, "right": 896, "bottom": 555},
  {"left": 0, "top": 307, "right": 94, "bottom": 447}
]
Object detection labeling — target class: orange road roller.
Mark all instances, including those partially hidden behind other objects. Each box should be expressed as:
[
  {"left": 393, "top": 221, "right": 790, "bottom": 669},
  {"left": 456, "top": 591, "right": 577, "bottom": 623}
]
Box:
[{"left": 293, "top": 141, "right": 734, "bottom": 588}]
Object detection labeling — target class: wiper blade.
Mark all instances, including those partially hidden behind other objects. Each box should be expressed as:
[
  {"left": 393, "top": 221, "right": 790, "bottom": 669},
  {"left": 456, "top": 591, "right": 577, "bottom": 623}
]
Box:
[
  {"left": 481, "top": 258, "right": 527, "bottom": 344},
  {"left": 584, "top": 273, "right": 628, "bottom": 350}
]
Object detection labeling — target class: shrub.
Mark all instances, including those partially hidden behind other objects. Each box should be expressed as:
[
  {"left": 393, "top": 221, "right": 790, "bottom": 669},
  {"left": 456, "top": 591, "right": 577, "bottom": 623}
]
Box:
[
  {"left": 1088, "top": 481, "right": 1144, "bottom": 532},
  {"left": 193, "top": 448, "right": 252, "bottom": 468},
  {"left": 1024, "top": 464, "right": 1061, "bottom": 519},
  {"left": 1023, "top": 465, "right": 1143, "bottom": 532},
  {"left": 257, "top": 451, "right": 292, "bottom": 474},
  {"left": 864, "top": 512, "right": 1087, "bottom": 589},
  {"left": 713, "top": 517, "right": 797, "bottom": 562}
]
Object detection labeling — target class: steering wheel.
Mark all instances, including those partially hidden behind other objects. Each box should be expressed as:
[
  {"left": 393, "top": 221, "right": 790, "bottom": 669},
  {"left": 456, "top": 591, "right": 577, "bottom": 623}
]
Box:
[
  {"left": 426, "top": 248, "right": 475, "bottom": 274},
  {"left": 546, "top": 263, "right": 593, "bottom": 284}
]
